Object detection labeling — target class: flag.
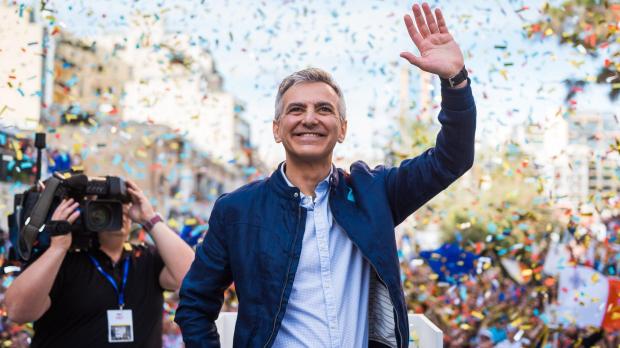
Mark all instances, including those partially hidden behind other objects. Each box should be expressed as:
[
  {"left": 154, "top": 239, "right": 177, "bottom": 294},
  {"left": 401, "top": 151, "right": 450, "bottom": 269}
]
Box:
[
  {"left": 548, "top": 265, "right": 620, "bottom": 330},
  {"left": 419, "top": 243, "right": 478, "bottom": 283}
]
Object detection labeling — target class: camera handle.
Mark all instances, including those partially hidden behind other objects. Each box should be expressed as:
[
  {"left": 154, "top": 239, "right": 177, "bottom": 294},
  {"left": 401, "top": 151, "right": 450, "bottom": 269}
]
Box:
[{"left": 19, "top": 176, "right": 61, "bottom": 260}]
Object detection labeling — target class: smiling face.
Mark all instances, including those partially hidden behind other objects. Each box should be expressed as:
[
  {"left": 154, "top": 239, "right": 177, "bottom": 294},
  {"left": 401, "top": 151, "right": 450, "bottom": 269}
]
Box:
[{"left": 273, "top": 82, "right": 347, "bottom": 163}]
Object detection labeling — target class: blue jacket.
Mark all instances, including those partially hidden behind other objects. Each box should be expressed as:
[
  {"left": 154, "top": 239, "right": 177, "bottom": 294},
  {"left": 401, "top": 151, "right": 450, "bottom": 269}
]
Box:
[{"left": 176, "top": 83, "right": 476, "bottom": 347}]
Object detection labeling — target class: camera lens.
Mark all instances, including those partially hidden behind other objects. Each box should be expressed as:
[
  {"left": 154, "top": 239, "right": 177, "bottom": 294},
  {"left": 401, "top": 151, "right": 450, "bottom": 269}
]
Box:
[{"left": 88, "top": 204, "right": 112, "bottom": 230}]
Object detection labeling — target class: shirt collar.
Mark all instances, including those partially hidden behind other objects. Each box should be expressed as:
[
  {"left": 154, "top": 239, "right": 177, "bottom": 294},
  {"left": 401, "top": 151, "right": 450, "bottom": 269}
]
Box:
[{"left": 280, "top": 163, "right": 333, "bottom": 200}]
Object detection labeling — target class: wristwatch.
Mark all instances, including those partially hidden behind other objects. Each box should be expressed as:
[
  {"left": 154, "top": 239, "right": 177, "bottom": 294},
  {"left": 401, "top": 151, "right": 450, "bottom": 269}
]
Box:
[
  {"left": 440, "top": 66, "right": 468, "bottom": 88},
  {"left": 142, "top": 213, "right": 164, "bottom": 233}
]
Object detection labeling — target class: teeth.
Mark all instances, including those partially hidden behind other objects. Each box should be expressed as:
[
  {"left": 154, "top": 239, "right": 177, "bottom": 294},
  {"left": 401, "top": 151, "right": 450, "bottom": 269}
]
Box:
[{"left": 299, "top": 133, "right": 321, "bottom": 136}]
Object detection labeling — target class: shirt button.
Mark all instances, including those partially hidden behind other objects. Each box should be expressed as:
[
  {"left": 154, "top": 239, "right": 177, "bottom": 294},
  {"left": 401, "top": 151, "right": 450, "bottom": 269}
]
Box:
[{"left": 293, "top": 192, "right": 299, "bottom": 197}]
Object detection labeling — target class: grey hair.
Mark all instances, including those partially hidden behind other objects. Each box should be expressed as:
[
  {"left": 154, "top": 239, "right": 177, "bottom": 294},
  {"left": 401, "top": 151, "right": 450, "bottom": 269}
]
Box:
[{"left": 274, "top": 67, "right": 346, "bottom": 121}]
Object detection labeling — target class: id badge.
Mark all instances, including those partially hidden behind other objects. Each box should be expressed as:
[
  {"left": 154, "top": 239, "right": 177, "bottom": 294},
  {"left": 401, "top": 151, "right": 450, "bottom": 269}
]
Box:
[{"left": 107, "top": 309, "right": 134, "bottom": 343}]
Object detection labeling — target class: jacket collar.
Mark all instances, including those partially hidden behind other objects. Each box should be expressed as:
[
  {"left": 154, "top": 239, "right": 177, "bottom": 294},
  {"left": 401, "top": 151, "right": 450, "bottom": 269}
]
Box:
[{"left": 268, "top": 161, "right": 341, "bottom": 200}]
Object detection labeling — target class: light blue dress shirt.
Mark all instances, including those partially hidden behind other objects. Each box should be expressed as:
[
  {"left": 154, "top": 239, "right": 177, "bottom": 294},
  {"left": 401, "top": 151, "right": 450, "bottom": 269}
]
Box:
[{"left": 272, "top": 166, "right": 371, "bottom": 348}]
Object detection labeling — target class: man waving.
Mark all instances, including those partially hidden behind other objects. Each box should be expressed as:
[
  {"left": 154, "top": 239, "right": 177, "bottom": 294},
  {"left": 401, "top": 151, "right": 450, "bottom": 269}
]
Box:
[{"left": 176, "top": 3, "right": 475, "bottom": 347}]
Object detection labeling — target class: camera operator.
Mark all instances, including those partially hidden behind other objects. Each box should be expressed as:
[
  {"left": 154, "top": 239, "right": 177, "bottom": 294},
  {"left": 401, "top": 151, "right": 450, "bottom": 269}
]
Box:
[{"left": 5, "top": 179, "right": 195, "bottom": 347}]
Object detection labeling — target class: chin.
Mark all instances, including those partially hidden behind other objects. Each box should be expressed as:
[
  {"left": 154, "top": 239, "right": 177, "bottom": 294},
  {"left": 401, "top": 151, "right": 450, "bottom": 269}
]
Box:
[{"left": 287, "top": 146, "right": 335, "bottom": 162}]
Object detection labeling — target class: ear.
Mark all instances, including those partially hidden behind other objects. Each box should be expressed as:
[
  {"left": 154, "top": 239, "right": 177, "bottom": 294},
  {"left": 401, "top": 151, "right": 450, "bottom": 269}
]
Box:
[
  {"left": 337, "top": 119, "right": 347, "bottom": 143},
  {"left": 273, "top": 119, "right": 282, "bottom": 143}
]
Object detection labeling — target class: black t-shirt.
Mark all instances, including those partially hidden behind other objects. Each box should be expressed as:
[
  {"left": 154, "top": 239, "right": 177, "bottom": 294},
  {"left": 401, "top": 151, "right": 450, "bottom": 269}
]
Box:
[{"left": 31, "top": 244, "right": 165, "bottom": 348}]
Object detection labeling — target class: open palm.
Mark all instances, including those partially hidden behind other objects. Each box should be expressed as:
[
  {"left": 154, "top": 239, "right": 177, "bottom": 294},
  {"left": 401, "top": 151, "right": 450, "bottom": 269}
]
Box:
[{"left": 400, "top": 3, "right": 464, "bottom": 79}]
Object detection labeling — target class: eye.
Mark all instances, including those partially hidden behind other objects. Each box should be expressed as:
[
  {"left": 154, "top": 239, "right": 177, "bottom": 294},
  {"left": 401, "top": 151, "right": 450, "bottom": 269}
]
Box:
[
  {"left": 318, "top": 106, "right": 333, "bottom": 113},
  {"left": 288, "top": 106, "right": 303, "bottom": 114}
]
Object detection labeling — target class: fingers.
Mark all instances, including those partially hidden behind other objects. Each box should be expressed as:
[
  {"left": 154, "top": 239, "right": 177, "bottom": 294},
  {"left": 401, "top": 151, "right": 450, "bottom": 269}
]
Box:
[
  {"left": 422, "top": 3, "right": 439, "bottom": 34},
  {"left": 125, "top": 179, "right": 137, "bottom": 190},
  {"left": 404, "top": 14, "right": 424, "bottom": 49},
  {"left": 412, "top": 4, "right": 430, "bottom": 38},
  {"left": 435, "top": 8, "right": 449, "bottom": 34},
  {"left": 52, "top": 199, "right": 80, "bottom": 221},
  {"left": 400, "top": 52, "right": 421, "bottom": 68},
  {"left": 67, "top": 210, "right": 81, "bottom": 224},
  {"left": 55, "top": 198, "right": 72, "bottom": 213},
  {"left": 127, "top": 186, "right": 145, "bottom": 203}
]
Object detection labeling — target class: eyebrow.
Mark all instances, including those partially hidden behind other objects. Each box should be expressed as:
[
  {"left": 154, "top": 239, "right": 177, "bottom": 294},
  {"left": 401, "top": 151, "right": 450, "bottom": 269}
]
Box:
[{"left": 285, "top": 102, "right": 335, "bottom": 111}]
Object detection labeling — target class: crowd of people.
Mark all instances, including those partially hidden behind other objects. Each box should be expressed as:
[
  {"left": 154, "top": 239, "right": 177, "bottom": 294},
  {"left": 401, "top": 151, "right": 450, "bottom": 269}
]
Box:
[
  {"left": 402, "top": 205, "right": 620, "bottom": 347},
  {"left": 2, "top": 205, "right": 619, "bottom": 347}
]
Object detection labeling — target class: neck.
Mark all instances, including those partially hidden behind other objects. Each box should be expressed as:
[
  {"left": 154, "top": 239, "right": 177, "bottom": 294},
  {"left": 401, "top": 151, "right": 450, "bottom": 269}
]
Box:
[
  {"left": 283, "top": 156, "right": 332, "bottom": 197},
  {"left": 98, "top": 233, "right": 126, "bottom": 263}
]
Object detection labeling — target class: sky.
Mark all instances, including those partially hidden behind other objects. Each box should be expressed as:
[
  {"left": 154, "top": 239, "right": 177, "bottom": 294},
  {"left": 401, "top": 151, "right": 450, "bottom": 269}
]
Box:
[{"left": 40, "top": 0, "right": 620, "bottom": 167}]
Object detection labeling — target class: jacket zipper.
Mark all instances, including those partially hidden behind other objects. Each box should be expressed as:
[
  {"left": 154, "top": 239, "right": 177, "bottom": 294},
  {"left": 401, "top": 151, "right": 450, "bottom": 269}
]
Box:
[{"left": 264, "top": 205, "right": 302, "bottom": 347}]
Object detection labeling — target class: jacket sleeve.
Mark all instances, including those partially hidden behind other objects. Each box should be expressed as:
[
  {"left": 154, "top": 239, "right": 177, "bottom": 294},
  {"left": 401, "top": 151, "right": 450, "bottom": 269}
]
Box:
[
  {"left": 175, "top": 202, "right": 232, "bottom": 347},
  {"left": 385, "top": 80, "right": 476, "bottom": 225}
]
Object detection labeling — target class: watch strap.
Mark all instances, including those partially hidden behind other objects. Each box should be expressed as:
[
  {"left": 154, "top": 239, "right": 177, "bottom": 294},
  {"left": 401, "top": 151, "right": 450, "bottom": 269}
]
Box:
[
  {"left": 142, "top": 213, "right": 163, "bottom": 232},
  {"left": 440, "top": 66, "right": 468, "bottom": 88}
]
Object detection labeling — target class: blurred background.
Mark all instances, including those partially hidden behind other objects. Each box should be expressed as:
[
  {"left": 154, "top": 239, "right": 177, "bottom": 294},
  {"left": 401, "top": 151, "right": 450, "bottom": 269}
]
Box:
[{"left": 0, "top": 0, "right": 619, "bottom": 346}]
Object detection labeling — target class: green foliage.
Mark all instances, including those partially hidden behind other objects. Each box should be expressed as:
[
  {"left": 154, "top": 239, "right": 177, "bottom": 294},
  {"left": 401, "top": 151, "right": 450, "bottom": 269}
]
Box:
[{"left": 526, "top": 1, "right": 620, "bottom": 99}]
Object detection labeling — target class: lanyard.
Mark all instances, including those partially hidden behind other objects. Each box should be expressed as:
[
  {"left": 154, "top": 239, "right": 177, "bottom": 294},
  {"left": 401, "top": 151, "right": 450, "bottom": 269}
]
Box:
[{"left": 88, "top": 254, "right": 130, "bottom": 309}]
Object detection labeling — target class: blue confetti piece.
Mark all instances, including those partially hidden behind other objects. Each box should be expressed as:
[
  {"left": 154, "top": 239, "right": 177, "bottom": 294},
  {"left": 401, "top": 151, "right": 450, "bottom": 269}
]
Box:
[
  {"left": 123, "top": 162, "right": 134, "bottom": 175},
  {"left": 487, "top": 222, "right": 497, "bottom": 233},
  {"left": 112, "top": 154, "right": 122, "bottom": 165}
]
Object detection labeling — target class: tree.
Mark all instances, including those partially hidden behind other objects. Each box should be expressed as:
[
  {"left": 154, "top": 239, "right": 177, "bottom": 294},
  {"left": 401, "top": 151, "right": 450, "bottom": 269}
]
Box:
[{"left": 526, "top": 1, "right": 620, "bottom": 100}]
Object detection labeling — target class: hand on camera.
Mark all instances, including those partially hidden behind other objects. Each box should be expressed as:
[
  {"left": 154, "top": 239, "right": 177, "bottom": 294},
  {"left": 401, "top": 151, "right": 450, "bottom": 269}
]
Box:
[
  {"left": 125, "top": 180, "right": 155, "bottom": 225},
  {"left": 49, "top": 198, "right": 80, "bottom": 252}
]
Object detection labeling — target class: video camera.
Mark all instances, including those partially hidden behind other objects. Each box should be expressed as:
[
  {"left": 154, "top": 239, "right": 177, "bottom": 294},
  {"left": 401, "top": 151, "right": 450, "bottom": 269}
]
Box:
[{"left": 7, "top": 171, "right": 131, "bottom": 262}]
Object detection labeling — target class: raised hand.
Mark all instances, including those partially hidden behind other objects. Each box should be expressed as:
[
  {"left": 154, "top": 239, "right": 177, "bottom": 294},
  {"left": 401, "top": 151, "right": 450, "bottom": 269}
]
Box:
[
  {"left": 400, "top": 3, "right": 464, "bottom": 79},
  {"left": 126, "top": 179, "right": 155, "bottom": 225}
]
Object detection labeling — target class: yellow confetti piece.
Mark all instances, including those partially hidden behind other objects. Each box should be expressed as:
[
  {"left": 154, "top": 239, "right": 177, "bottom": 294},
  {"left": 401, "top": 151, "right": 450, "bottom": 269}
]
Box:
[
  {"left": 591, "top": 273, "right": 599, "bottom": 283},
  {"left": 72, "top": 143, "right": 82, "bottom": 154},
  {"left": 12, "top": 140, "right": 23, "bottom": 160},
  {"left": 544, "top": 28, "right": 554, "bottom": 36},
  {"left": 136, "top": 149, "right": 148, "bottom": 158},
  {"left": 70, "top": 165, "right": 84, "bottom": 172},
  {"left": 460, "top": 323, "right": 472, "bottom": 330},
  {"left": 569, "top": 60, "right": 585, "bottom": 68},
  {"left": 522, "top": 269, "right": 533, "bottom": 277},
  {"left": 141, "top": 136, "right": 153, "bottom": 146},
  {"left": 185, "top": 218, "right": 197, "bottom": 225},
  {"left": 167, "top": 218, "right": 179, "bottom": 229},
  {"left": 471, "top": 311, "right": 485, "bottom": 320}
]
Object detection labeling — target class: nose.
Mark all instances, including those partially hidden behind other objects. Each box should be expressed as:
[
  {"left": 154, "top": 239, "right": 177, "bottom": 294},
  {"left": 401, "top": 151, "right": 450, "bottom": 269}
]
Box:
[{"left": 301, "top": 109, "right": 319, "bottom": 126}]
